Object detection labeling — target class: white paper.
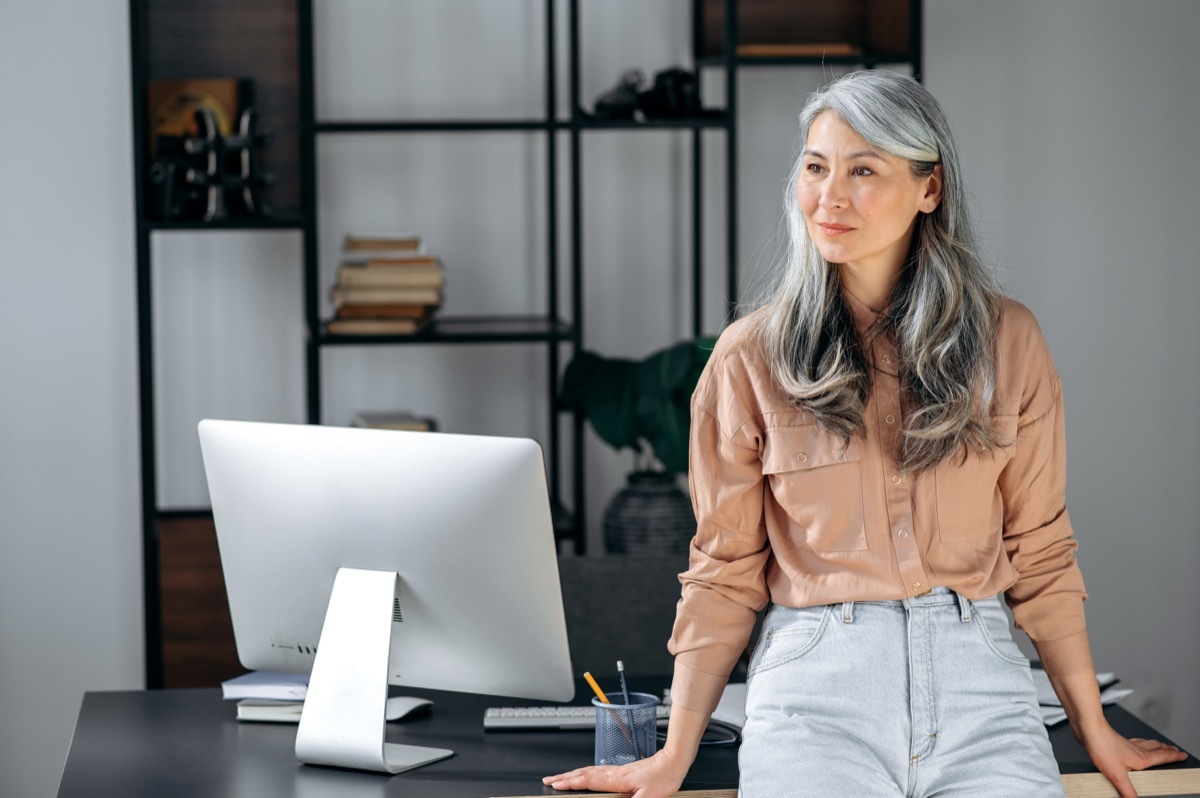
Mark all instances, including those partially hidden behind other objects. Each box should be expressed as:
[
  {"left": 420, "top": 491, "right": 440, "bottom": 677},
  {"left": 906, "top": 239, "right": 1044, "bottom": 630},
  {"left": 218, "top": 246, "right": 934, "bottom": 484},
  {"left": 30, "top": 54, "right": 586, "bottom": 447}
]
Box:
[
  {"left": 711, "top": 682, "right": 747, "bottom": 730},
  {"left": 221, "top": 670, "right": 310, "bottom": 700},
  {"left": 1032, "top": 669, "right": 1116, "bottom": 707}
]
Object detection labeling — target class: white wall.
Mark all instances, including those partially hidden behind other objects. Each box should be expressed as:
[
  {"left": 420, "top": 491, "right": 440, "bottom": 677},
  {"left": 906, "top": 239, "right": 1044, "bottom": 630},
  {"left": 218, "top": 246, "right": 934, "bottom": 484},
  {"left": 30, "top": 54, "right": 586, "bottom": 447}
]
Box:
[
  {"left": 926, "top": 0, "right": 1200, "bottom": 750},
  {"left": 0, "top": 1, "right": 144, "bottom": 797},
  {"left": 1, "top": 1, "right": 1197, "bottom": 795}
]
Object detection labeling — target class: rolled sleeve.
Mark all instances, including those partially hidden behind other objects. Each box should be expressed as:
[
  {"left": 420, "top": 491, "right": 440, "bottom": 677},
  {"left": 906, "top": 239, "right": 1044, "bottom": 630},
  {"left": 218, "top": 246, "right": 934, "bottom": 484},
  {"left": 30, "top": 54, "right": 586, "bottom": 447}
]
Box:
[
  {"left": 667, "top": 357, "right": 772, "bottom": 713},
  {"left": 998, "top": 344, "right": 1090, "bottom": 676}
]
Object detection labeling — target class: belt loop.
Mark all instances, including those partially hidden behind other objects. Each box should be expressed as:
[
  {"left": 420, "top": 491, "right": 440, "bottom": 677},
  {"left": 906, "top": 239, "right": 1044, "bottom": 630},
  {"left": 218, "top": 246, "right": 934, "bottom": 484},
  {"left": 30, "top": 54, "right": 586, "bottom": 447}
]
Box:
[
  {"left": 841, "top": 601, "right": 855, "bottom": 624},
  {"left": 956, "top": 592, "right": 971, "bottom": 622}
]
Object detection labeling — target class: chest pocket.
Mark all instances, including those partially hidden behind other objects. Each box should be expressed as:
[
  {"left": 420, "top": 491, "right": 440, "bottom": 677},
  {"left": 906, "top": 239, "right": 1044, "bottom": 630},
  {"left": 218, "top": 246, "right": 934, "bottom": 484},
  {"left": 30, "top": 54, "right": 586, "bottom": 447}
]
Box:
[
  {"left": 761, "top": 425, "right": 866, "bottom": 552},
  {"left": 934, "top": 414, "right": 1019, "bottom": 543}
]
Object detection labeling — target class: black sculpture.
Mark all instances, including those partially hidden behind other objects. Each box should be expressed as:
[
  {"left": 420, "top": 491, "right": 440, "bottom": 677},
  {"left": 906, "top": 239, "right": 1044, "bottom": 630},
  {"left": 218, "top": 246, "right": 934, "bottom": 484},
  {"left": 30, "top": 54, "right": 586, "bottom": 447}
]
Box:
[{"left": 149, "top": 106, "right": 274, "bottom": 222}]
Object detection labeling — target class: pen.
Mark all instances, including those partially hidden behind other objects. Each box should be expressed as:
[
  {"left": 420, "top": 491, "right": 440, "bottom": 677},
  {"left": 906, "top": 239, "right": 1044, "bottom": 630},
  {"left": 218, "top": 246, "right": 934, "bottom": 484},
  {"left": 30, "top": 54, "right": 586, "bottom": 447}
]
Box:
[{"left": 617, "top": 660, "right": 642, "bottom": 759}]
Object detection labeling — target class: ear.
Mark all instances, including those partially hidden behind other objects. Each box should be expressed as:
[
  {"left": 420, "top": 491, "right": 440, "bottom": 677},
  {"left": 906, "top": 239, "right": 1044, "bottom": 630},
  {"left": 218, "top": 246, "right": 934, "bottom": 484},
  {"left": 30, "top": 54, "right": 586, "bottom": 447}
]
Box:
[{"left": 921, "top": 164, "right": 944, "bottom": 213}]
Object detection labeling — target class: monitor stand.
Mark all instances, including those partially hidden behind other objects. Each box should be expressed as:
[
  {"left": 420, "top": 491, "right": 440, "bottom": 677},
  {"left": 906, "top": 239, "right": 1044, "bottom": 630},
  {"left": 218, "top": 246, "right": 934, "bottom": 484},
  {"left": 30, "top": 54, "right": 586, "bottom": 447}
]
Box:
[{"left": 294, "top": 566, "right": 454, "bottom": 774}]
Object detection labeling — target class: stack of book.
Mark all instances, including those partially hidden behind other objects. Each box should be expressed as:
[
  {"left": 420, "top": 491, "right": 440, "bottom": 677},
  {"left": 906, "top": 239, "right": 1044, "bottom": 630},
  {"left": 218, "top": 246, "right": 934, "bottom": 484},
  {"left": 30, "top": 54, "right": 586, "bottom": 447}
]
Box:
[
  {"left": 327, "top": 233, "right": 444, "bottom": 335},
  {"left": 350, "top": 411, "right": 439, "bottom": 432},
  {"left": 221, "top": 670, "right": 308, "bottom": 723}
]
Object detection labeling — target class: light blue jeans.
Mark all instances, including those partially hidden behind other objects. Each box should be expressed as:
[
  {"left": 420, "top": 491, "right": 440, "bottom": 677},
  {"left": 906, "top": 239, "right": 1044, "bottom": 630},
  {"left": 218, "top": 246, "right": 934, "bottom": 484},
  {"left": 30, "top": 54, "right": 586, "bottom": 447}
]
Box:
[{"left": 739, "top": 588, "right": 1065, "bottom": 797}]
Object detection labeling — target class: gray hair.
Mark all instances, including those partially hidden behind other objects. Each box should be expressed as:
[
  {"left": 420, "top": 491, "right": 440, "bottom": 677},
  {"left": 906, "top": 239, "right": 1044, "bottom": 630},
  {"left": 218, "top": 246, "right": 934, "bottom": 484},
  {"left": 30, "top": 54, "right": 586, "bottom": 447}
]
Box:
[{"left": 753, "top": 71, "right": 1006, "bottom": 472}]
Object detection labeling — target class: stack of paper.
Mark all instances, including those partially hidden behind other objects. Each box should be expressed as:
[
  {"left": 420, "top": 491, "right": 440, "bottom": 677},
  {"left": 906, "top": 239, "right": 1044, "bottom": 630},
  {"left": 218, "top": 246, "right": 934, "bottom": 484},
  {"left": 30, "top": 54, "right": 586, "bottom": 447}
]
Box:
[
  {"left": 221, "top": 671, "right": 308, "bottom": 723},
  {"left": 220, "top": 670, "right": 309, "bottom": 701}
]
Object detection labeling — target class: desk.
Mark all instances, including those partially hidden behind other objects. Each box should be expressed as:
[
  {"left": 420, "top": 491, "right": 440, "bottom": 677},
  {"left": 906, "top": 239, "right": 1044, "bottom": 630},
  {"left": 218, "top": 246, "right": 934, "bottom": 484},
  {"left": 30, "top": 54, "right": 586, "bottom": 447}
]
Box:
[{"left": 58, "top": 687, "right": 1198, "bottom": 798}]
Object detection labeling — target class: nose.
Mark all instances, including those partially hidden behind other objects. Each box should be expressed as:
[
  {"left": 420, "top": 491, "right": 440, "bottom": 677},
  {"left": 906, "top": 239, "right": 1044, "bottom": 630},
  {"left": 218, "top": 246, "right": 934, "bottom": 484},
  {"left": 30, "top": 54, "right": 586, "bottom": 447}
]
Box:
[{"left": 819, "top": 173, "right": 849, "bottom": 210}]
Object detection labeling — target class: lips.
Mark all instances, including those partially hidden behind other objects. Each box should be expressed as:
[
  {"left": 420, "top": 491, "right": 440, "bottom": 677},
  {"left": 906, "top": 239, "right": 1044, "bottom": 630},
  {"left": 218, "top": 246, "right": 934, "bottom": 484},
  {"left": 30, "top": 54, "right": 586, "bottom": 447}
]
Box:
[{"left": 818, "top": 223, "right": 854, "bottom": 236}]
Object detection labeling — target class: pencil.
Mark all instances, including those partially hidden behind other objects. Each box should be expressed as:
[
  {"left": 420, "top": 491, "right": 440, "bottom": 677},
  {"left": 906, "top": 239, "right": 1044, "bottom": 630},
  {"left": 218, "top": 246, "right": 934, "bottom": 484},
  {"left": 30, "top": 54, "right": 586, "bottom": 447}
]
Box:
[
  {"left": 583, "top": 671, "right": 610, "bottom": 703},
  {"left": 584, "top": 671, "right": 633, "bottom": 745}
]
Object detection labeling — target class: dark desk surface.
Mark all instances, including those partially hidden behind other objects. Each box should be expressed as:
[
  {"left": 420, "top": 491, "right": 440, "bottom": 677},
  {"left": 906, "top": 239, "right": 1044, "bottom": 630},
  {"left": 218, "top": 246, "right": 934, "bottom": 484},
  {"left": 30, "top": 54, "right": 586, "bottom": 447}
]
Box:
[{"left": 58, "top": 686, "right": 1198, "bottom": 798}]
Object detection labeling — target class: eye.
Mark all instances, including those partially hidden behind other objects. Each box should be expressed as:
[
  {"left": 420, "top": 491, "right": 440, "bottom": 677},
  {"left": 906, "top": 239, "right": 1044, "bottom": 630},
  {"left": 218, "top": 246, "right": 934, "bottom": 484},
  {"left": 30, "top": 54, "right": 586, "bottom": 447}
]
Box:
[
  {"left": 852, "top": 165, "right": 874, "bottom": 177},
  {"left": 805, "top": 162, "right": 825, "bottom": 175}
]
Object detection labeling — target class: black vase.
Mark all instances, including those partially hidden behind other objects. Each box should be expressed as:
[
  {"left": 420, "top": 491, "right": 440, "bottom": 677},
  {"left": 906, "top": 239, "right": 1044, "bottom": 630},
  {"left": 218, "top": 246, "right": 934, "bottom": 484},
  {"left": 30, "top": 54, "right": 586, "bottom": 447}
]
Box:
[{"left": 602, "top": 470, "right": 696, "bottom": 555}]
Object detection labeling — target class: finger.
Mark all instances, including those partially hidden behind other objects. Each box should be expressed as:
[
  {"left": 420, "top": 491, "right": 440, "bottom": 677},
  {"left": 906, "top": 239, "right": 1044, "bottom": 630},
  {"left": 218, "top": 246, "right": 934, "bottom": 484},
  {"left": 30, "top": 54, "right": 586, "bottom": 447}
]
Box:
[
  {"left": 543, "top": 767, "right": 591, "bottom": 785},
  {"left": 1134, "top": 748, "right": 1190, "bottom": 769},
  {"left": 1106, "top": 770, "right": 1138, "bottom": 798},
  {"left": 545, "top": 772, "right": 596, "bottom": 791},
  {"left": 546, "top": 766, "right": 629, "bottom": 792},
  {"left": 1132, "top": 737, "right": 1175, "bottom": 749}
]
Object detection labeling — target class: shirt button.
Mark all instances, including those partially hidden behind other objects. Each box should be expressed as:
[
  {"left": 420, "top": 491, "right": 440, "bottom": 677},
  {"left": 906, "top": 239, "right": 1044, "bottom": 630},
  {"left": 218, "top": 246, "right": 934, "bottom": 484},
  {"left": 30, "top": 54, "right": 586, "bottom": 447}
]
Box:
[
  {"left": 891, "top": 474, "right": 902, "bottom": 484},
  {"left": 882, "top": 355, "right": 892, "bottom": 364},
  {"left": 898, "top": 529, "right": 909, "bottom": 538},
  {"left": 912, "top": 581, "right": 922, "bottom": 590},
  {"left": 885, "top": 414, "right": 896, "bottom": 424},
  {"left": 797, "top": 452, "right": 808, "bottom": 462}
]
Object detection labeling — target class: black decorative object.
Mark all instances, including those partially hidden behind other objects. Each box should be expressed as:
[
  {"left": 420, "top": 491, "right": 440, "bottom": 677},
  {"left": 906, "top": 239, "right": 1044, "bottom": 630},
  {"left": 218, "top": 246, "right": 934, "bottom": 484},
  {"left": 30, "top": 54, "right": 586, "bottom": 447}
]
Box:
[
  {"left": 586, "top": 66, "right": 712, "bottom": 123},
  {"left": 637, "top": 66, "right": 700, "bottom": 119},
  {"left": 149, "top": 106, "right": 275, "bottom": 222},
  {"left": 589, "top": 69, "right": 645, "bottom": 121},
  {"left": 602, "top": 470, "right": 696, "bottom": 554}
]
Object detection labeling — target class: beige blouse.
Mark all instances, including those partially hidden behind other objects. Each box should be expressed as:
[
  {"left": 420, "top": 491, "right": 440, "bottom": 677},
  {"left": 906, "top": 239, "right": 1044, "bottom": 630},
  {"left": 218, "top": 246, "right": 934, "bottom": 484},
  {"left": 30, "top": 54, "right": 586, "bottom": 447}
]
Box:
[{"left": 667, "top": 292, "right": 1091, "bottom": 715}]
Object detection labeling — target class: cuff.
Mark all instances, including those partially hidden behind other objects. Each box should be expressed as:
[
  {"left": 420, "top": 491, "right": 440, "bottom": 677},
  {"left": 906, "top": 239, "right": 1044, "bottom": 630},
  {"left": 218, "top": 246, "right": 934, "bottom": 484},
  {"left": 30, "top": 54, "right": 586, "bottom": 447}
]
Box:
[
  {"left": 1033, "top": 630, "right": 1095, "bottom": 677},
  {"left": 669, "top": 658, "right": 729, "bottom": 715}
]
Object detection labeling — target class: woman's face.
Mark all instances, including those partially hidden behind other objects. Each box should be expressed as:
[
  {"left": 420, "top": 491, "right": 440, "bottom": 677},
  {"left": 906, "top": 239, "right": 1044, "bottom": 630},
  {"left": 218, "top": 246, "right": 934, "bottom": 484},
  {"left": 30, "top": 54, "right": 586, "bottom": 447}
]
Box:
[{"left": 798, "top": 111, "right": 942, "bottom": 280}]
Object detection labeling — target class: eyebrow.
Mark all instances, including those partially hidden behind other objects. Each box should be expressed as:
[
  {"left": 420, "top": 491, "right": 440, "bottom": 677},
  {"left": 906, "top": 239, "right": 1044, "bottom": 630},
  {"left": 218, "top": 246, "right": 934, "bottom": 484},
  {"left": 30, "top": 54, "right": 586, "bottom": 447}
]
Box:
[{"left": 803, "top": 148, "right": 886, "bottom": 161}]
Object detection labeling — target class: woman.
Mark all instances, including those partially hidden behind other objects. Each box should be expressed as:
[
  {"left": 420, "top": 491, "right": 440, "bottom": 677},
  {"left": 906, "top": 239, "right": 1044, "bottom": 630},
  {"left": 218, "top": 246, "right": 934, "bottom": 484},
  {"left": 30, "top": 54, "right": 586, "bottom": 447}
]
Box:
[{"left": 545, "top": 71, "right": 1185, "bottom": 797}]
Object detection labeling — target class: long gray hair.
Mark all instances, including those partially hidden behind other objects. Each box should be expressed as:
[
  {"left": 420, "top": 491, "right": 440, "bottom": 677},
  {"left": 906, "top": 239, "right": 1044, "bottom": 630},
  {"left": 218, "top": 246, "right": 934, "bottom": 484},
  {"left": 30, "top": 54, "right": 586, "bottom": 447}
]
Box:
[{"left": 754, "top": 71, "right": 1005, "bottom": 472}]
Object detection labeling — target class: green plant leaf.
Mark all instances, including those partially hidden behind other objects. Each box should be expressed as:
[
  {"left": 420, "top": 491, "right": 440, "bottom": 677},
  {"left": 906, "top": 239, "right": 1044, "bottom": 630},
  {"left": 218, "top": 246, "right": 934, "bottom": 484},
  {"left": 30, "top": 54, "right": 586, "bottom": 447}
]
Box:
[
  {"left": 559, "top": 351, "right": 640, "bottom": 451},
  {"left": 560, "top": 338, "right": 716, "bottom": 472}
]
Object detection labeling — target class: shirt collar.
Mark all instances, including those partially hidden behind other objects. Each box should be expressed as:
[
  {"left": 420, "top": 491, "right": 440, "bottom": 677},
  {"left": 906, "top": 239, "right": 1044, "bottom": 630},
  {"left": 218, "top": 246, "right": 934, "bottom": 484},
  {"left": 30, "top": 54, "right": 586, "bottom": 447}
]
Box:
[
  {"left": 841, "top": 288, "right": 885, "bottom": 336},
  {"left": 841, "top": 289, "right": 900, "bottom": 377}
]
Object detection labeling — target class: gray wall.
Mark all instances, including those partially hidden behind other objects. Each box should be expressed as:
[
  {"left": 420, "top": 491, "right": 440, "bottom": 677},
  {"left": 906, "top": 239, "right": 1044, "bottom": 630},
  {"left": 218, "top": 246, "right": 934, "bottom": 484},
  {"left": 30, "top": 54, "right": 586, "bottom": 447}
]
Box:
[
  {"left": 2, "top": 1, "right": 1197, "bottom": 795},
  {"left": 0, "top": 2, "right": 144, "bottom": 797}
]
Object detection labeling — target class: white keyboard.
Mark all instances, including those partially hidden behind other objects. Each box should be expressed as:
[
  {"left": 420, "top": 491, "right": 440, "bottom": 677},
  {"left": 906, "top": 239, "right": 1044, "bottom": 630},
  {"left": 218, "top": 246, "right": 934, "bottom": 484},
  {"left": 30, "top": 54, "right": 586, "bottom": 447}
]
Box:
[{"left": 483, "top": 704, "right": 670, "bottom": 730}]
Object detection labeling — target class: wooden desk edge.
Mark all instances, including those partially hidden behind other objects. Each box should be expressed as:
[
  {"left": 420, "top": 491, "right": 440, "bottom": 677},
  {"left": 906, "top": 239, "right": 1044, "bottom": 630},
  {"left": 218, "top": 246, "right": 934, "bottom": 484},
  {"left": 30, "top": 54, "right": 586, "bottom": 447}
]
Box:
[{"left": 500, "top": 769, "right": 1200, "bottom": 798}]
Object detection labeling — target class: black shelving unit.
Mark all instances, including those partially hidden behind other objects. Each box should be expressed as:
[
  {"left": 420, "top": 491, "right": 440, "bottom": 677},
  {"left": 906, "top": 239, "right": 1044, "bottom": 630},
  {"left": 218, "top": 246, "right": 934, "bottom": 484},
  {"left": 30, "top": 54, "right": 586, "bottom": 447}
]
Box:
[
  {"left": 130, "top": 0, "right": 920, "bottom": 689},
  {"left": 297, "top": 0, "right": 577, "bottom": 550}
]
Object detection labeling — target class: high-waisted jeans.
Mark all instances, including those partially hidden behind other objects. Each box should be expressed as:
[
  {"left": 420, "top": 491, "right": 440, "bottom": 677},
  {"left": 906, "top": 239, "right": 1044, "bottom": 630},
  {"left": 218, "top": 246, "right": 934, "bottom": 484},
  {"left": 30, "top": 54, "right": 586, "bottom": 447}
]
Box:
[{"left": 739, "top": 587, "right": 1065, "bottom": 797}]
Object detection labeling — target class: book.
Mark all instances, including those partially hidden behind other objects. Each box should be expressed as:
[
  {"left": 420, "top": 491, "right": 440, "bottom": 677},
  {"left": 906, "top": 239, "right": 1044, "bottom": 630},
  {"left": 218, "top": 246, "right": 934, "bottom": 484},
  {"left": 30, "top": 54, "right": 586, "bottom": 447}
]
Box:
[
  {"left": 327, "top": 317, "right": 433, "bottom": 335},
  {"left": 330, "top": 286, "right": 442, "bottom": 307},
  {"left": 336, "top": 263, "right": 444, "bottom": 290},
  {"left": 220, "top": 670, "right": 308, "bottom": 701},
  {"left": 340, "top": 252, "right": 441, "bottom": 268},
  {"left": 343, "top": 233, "right": 421, "bottom": 252},
  {"left": 335, "top": 303, "right": 434, "bottom": 319},
  {"left": 351, "top": 411, "right": 438, "bottom": 431},
  {"left": 236, "top": 699, "right": 304, "bottom": 724}
]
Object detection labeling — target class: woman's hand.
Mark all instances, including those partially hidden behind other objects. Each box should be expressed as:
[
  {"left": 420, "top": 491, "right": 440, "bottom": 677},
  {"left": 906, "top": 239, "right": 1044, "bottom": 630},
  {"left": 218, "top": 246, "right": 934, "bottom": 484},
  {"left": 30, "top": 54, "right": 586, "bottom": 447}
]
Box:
[
  {"left": 1079, "top": 721, "right": 1188, "bottom": 798},
  {"left": 1045, "top": 662, "right": 1188, "bottom": 797},
  {"left": 543, "top": 748, "right": 690, "bottom": 798}
]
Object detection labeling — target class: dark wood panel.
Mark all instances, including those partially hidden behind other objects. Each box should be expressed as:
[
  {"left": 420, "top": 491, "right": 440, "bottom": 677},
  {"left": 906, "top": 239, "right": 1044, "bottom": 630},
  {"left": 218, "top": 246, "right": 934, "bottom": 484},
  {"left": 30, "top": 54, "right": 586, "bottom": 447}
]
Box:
[
  {"left": 701, "top": 0, "right": 911, "bottom": 58},
  {"left": 144, "top": 0, "right": 302, "bottom": 215},
  {"left": 159, "top": 516, "right": 245, "bottom": 688}
]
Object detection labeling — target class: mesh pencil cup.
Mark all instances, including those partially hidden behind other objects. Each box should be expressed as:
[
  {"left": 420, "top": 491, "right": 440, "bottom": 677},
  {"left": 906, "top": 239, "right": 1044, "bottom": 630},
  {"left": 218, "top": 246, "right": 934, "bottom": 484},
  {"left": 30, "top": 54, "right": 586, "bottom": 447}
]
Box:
[{"left": 592, "top": 691, "right": 659, "bottom": 766}]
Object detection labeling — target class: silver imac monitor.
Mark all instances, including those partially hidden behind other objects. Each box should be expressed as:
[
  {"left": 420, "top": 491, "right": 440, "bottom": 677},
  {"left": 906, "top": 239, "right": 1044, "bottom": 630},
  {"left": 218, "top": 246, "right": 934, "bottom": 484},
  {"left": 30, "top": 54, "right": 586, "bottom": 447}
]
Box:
[{"left": 197, "top": 419, "right": 575, "bottom": 775}]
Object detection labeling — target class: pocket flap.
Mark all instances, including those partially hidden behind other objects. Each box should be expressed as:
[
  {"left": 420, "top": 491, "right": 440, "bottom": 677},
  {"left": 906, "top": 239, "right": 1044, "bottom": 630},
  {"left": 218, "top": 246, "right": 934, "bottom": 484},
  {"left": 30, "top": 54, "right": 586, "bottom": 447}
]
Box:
[{"left": 761, "top": 425, "right": 860, "bottom": 474}]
